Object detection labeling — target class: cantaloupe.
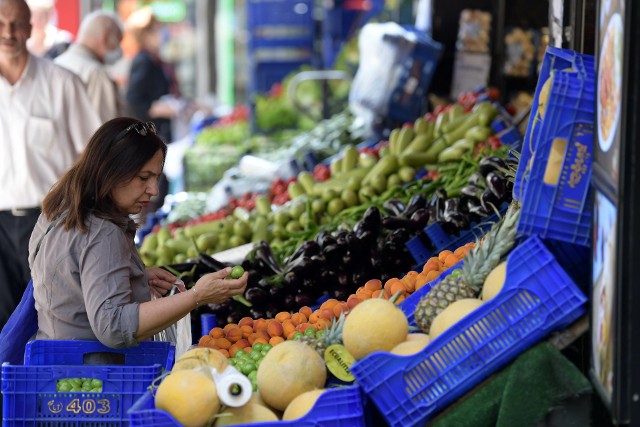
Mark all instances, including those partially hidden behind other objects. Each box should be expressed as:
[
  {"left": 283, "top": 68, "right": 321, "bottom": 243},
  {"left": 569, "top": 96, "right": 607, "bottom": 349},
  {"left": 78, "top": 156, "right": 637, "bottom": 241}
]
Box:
[
  {"left": 390, "top": 339, "right": 430, "bottom": 356},
  {"left": 405, "top": 333, "right": 431, "bottom": 343},
  {"left": 282, "top": 389, "right": 325, "bottom": 421},
  {"left": 482, "top": 261, "right": 507, "bottom": 302},
  {"left": 256, "top": 340, "right": 326, "bottom": 411},
  {"left": 214, "top": 404, "right": 279, "bottom": 426},
  {"left": 429, "top": 298, "right": 484, "bottom": 341},
  {"left": 342, "top": 298, "right": 409, "bottom": 360},
  {"left": 173, "top": 347, "right": 228, "bottom": 373},
  {"left": 155, "top": 369, "right": 220, "bottom": 427}
]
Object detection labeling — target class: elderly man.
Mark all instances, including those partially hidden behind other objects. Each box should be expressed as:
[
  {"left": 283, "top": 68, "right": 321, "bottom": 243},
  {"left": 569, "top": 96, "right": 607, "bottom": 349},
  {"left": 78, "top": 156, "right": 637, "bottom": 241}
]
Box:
[
  {"left": 55, "top": 10, "right": 125, "bottom": 122},
  {"left": 0, "top": 0, "right": 100, "bottom": 333},
  {"left": 25, "top": 0, "right": 71, "bottom": 56}
]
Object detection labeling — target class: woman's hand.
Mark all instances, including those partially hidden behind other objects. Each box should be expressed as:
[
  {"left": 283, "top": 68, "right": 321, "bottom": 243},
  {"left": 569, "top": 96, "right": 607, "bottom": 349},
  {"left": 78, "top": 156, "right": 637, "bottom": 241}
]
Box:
[
  {"left": 146, "top": 267, "right": 182, "bottom": 298},
  {"left": 193, "top": 267, "right": 248, "bottom": 305}
]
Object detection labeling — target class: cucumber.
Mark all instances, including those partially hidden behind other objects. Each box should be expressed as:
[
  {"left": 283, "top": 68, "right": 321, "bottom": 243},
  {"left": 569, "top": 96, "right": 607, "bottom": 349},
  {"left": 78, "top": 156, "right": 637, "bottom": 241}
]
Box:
[
  {"left": 399, "top": 152, "right": 436, "bottom": 168},
  {"left": 442, "top": 112, "right": 482, "bottom": 145},
  {"left": 448, "top": 104, "right": 465, "bottom": 121},
  {"left": 297, "top": 171, "right": 316, "bottom": 194},
  {"left": 403, "top": 134, "right": 433, "bottom": 154},
  {"left": 330, "top": 158, "right": 343, "bottom": 176},
  {"left": 362, "top": 154, "right": 399, "bottom": 185},
  {"left": 395, "top": 127, "right": 415, "bottom": 154},
  {"left": 341, "top": 145, "right": 358, "bottom": 172},
  {"left": 288, "top": 181, "right": 306, "bottom": 199},
  {"left": 434, "top": 112, "right": 450, "bottom": 136},
  {"left": 251, "top": 216, "right": 269, "bottom": 242},
  {"left": 465, "top": 125, "right": 493, "bottom": 142},
  {"left": 438, "top": 146, "right": 466, "bottom": 162},
  {"left": 255, "top": 194, "right": 272, "bottom": 216},
  {"left": 311, "top": 166, "right": 373, "bottom": 197},
  {"left": 184, "top": 220, "right": 223, "bottom": 238},
  {"left": 388, "top": 128, "right": 401, "bottom": 154},
  {"left": 451, "top": 137, "right": 476, "bottom": 152}
]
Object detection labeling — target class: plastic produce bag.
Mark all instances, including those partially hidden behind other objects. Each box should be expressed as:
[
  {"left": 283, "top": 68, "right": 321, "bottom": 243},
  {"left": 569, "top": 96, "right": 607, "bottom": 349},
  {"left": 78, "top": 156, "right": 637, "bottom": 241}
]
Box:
[
  {"left": 156, "top": 313, "right": 192, "bottom": 360},
  {"left": 349, "top": 22, "right": 443, "bottom": 128}
]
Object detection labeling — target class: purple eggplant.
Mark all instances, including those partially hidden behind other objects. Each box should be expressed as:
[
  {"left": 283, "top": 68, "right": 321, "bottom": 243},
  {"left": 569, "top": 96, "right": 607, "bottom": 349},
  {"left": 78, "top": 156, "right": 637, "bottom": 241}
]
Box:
[
  {"left": 480, "top": 187, "right": 500, "bottom": 212},
  {"left": 479, "top": 156, "right": 508, "bottom": 177},
  {"left": 403, "top": 194, "right": 427, "bottom": 219},
  {"left": 244, "top": 287, "right": 268, "bottom": 306},
  {"left": 382, "top": 215, "right": 415, "bottom": 230},
  {"left": 485, "top": 171, "right": 507, "bottom": 201},
  {"left": 410, "top": 208, "right": 430, "bottom": 230},
  {"left": 294, "top": 293, "right": 314, "bottom": 307},
  {"left": 383, "top": 199, "right": 407, "bottom": 217},
  {"left": 361, "top": 206, "right": 382, "bottom": 232}
]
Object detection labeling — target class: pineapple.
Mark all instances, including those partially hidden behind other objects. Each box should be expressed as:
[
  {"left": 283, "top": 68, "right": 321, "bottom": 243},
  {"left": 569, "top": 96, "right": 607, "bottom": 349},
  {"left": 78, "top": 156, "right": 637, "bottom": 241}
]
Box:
[
  {"left": 296, "top": 313, "right": 345, "bottom": 356},
  {"left": 414, "top": 201, "right": 521, "bottom": 334}
]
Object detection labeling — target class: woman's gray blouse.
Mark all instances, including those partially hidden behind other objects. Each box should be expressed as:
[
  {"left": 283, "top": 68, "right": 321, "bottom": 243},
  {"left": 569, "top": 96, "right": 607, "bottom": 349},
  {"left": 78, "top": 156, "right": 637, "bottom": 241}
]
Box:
[{"left": 28, "top": 213, "right": 150, "bottom": 348}]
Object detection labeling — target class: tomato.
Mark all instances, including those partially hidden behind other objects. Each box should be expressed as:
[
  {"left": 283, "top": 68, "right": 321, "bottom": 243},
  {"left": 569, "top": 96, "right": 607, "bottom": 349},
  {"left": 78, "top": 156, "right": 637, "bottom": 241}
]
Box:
[
  {"left": 313, "top": 164, "right": 331, "bottom": 182},
  {"left": 486, "top": 87, "right": 500, "bottom": 101},
  {"left": 488, "top": 136, "right": 502, "bottom": 150}
]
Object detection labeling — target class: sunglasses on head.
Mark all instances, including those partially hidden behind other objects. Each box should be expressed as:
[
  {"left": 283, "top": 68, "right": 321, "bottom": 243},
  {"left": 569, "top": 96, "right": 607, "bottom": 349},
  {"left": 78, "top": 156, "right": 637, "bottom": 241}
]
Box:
[{"left": 114, "top": 121, "right": 157, "bottom": 142}]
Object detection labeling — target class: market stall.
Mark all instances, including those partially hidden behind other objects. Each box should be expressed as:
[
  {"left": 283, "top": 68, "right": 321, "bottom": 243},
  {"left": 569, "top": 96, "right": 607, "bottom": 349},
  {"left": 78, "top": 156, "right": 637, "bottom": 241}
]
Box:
[{"left": 2, "top": 0, "right": 622, "bottom": 426}]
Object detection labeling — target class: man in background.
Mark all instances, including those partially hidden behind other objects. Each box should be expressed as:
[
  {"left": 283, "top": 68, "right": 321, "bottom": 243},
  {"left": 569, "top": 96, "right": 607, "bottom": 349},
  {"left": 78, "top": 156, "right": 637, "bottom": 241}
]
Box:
[
  {"left": 25, "top": 0, "right": 71, "bottom": 56},
  {"left": 55, "top": 10, "right": 125, "bottom": 122},
  {"left": 0, "top": 0, "right": 100, "bottom": 333}
]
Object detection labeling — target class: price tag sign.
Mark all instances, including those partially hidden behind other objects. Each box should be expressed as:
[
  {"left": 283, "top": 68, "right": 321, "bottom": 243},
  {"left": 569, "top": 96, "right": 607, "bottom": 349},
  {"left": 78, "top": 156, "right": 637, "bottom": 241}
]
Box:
[{"left": 324, "top": 344, "right": 355, "bottom": 383}]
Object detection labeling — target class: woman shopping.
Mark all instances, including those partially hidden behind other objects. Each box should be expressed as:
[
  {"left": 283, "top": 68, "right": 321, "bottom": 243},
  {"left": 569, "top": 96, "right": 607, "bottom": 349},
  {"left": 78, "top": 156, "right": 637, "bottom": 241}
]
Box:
[{"left": 28, "top": 117, "right": 248, "bottom": 348}]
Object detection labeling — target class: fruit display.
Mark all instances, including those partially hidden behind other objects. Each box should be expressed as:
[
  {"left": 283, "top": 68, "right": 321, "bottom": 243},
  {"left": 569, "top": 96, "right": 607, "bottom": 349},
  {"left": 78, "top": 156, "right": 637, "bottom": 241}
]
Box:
[{"left": 413, "top": 201, "right": 521, "bottom": 334}]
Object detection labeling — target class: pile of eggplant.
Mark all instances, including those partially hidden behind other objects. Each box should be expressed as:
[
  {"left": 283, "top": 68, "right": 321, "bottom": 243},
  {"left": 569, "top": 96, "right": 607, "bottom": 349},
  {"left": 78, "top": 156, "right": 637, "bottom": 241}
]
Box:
[
  {"left": 380, "top": 156, "right": 515, "bottom": 237},
  {"left": 202, "top": 205, "right": 417, "bottom": 327}
]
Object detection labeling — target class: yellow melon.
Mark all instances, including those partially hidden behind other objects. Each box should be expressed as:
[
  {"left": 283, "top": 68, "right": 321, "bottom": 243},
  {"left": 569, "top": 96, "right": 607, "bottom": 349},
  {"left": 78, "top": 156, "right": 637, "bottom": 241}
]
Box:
[
  {"left": 173, "top": 347, "right": 228, "bottom": 373},
  {"left": 390, "top": 339, "right": 430, "bottom": 356},
  {"left": 256, "top": 340, "right": 326, "bottom": 411},
  {"left": 343, "top": 298, "right": 409, "bottom": 360},
  {"left": 429, "top": 298, "right": 484, "bottom": 341},
  {"left": 214, "top": 404, "right": 279, "bottom": 426},
  {"left": 282, "top": 389, "right": 325, "bottom": 421},
  {"left": 155, "top": 369, "right": 220, "bottom": 427},
  {"left": 481, "top": 261, "right": 508, "bottom": 302},
  {"left": 405, "top": 333, "right": 431, "bottom": 343}
]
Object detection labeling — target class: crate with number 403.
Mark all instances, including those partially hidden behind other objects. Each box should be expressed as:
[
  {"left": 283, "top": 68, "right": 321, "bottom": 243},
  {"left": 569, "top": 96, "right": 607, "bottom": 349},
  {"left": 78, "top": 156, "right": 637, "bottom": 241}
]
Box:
[{"left": 1, "top": 340, "right": 174, "bottom": 426}]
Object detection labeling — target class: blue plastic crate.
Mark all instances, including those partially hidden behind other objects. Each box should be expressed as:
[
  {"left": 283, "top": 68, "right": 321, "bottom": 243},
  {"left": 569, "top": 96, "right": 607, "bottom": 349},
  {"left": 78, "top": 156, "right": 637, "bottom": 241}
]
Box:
[
  {"left": 351, "top": 236, "right": 587, "bottom": 427},
  {"left": 1, "top": 340, "right": 175, "bottom": 426},
  {"left": 543, "top": 239, "right": 591, "bottom": 292},
  {"left": 517, "top": 71, "right": 594, "bottom": 247},
  {"left": 247, "top": 0, "right": 314, "bottom": 49},
  {"left": 127, "top": 385, "right": 366, "bottom": 427},
  {"left": 514, "top": 47, "right": 595, "bottom": 201},
  {"left": 385, "top": 28, "right": 444, "bottom": 123},
  {"left": 406, "top": 202, "right": 508, "bottom": 266},
  {"left": 24, "top": 340, "right": 175, "bottom": 373},
  {"left": 249, "top": 58, "right": 311, "bottom": 95}
]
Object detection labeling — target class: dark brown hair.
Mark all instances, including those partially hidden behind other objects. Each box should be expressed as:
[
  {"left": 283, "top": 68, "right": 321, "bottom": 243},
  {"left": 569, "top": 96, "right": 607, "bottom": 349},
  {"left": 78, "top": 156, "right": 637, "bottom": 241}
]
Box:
[{"left": 42, "top": 117, "right": 167, "bottom": 232}]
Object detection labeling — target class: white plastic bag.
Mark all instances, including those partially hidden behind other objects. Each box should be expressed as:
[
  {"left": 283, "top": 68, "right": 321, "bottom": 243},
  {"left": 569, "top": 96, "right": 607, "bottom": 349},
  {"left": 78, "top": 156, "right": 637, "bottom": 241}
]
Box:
[{"left": 155, "top": 313, "right": 192, "bottom": 360}]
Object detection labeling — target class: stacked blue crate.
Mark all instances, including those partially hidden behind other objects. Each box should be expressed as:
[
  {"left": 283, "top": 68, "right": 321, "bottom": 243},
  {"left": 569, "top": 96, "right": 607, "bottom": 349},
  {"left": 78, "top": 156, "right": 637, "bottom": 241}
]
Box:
[{"left": 247, "top": 0, "right": 315, "bottom": 95}]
